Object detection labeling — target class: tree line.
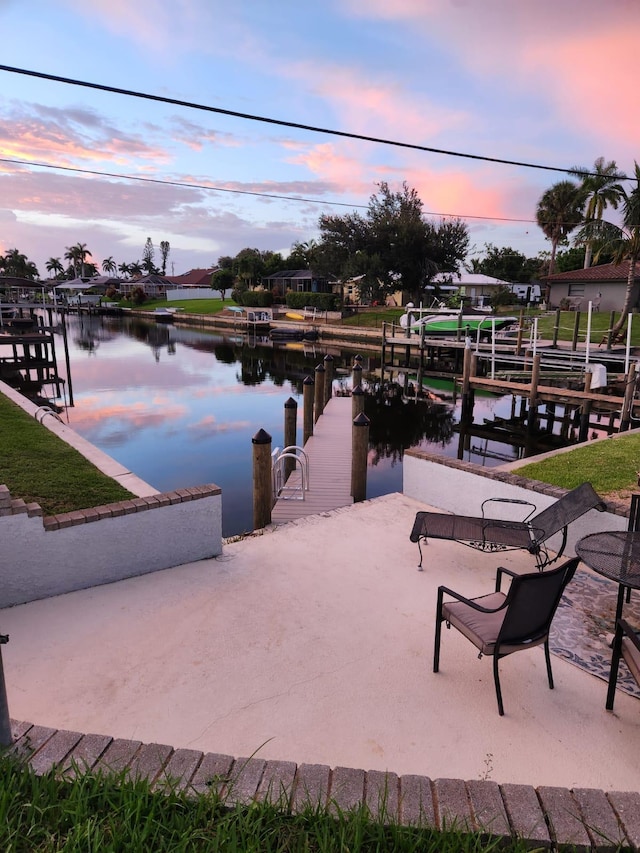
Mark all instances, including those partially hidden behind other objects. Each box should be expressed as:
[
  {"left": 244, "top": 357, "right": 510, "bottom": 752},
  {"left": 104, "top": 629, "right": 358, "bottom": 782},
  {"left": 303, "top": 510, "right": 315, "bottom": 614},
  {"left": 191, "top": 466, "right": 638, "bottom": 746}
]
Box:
[{"left": 2, "top": 161, "right": 639, "bottom": 324}]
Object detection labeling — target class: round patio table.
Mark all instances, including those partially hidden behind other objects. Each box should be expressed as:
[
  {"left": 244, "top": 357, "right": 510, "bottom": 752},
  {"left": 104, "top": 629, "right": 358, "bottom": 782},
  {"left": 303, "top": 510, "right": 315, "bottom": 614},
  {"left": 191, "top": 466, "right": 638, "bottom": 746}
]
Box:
[{"left": 575, "top": 530, "right": 640, "bottom": 627}]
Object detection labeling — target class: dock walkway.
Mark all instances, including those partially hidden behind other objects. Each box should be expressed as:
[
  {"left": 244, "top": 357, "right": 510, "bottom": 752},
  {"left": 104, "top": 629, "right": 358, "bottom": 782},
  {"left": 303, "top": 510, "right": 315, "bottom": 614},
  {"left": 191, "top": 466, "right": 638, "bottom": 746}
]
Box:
[{"left": 271, "top": 395, "right": 353, "bottom": 524}]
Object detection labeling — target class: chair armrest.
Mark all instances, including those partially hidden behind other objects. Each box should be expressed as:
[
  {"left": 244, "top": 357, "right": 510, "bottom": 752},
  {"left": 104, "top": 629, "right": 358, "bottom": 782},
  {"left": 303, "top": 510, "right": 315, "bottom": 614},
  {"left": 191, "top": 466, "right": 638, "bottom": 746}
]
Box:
[
  {"left": 495, "top": 566, "right": 519, "bottom": 592},
  {"left": 481, "top": 497, "right": 536, "bottom": 523},
  {"left": 437, "top": 585, "right": 507, "bottom": 614}
]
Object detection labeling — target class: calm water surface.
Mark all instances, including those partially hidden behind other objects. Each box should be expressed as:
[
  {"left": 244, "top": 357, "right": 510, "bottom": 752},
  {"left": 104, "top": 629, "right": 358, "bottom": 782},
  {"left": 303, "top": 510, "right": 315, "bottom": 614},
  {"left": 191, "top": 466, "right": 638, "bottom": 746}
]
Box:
[{"left": 52, "top": 314, "right": 523, "bottom": 536}]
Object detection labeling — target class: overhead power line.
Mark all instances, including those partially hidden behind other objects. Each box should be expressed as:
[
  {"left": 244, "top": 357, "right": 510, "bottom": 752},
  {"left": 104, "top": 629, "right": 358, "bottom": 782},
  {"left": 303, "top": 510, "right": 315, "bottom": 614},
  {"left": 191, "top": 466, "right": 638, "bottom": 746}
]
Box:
[
  {"left": 1, "top": 156, "right": 542, "bottom": 224},
  {"left": 0, "top": 64, "right": 627, "bottom": 181}
]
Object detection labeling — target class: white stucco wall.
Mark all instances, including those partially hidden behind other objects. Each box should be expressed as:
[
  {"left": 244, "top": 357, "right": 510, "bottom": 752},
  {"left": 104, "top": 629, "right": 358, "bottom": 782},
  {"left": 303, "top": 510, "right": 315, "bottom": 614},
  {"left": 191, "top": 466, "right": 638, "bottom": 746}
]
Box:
[
  {"left": 0, "top": 491, "right": 222, "bottom": 607},
  {"left": 403, "top": 451, "right": 626, "bottom": 558}
]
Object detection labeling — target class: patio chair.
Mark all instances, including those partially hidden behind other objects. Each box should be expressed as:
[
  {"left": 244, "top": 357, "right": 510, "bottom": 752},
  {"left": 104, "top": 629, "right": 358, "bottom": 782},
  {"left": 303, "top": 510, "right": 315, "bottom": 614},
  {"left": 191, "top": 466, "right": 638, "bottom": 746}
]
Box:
[
  {"left": 410, "top": 481, "right": 606, "bottom": 570},
  {"left": 434, "top": 557, "right": 579, "bottom": 716},
  {"left": 606, "top": 619, "right": 640, "bottom": 710}
]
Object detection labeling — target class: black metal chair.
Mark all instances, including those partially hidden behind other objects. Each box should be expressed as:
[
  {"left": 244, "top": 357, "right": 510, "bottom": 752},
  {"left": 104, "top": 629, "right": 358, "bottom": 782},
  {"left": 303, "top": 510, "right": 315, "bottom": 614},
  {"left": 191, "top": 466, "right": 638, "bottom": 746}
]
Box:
[
  {"left": 606, "top": 619, "right": 640, "bottom": 710},
  {"left": 433, "top": 557, "right": 579, "bottom": 715},
  {"left": 410, "top": 482, "right": 605, "bottom": 570}
]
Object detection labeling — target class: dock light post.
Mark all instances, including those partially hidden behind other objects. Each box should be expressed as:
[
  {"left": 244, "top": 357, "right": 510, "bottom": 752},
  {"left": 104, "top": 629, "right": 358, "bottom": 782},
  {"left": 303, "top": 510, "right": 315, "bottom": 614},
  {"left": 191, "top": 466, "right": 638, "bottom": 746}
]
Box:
[{"left": 0, "top": 634, "right": 10, "bottom": 746}]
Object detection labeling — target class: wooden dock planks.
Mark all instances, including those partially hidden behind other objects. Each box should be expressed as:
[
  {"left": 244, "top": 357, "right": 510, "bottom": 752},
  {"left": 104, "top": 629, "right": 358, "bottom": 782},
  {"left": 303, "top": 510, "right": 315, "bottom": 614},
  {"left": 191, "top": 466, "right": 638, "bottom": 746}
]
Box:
[{"left": 271, "top": 396, "right": 353, "bottom": 524}]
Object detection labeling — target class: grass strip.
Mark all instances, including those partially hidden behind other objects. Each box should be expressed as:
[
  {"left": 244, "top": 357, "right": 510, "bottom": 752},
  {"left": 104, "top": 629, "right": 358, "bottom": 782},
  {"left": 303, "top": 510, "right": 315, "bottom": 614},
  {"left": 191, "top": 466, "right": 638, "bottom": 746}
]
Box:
[
  {"left": 0, "top": 392, "right": 134, "bottom": 515},
  {"left": 0, "top": 756, "right": 533, "bottom": 853},
  {"left": 516, "top": 433, "right": 640, "bottom": 497}
]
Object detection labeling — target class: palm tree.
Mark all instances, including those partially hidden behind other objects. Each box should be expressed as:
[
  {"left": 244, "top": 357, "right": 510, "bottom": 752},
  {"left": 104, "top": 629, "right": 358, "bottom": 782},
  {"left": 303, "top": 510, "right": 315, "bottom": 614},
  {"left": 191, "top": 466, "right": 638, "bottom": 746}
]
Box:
[
  {"left": 65, "top": 243, "right": 91, "bottom": 278},
  {"left": 2, "top": 248, "right": 39, "bottom": 279},
  {"left": 118, "top": 262, "right": 131, "bottom": 277},
  {"left": 536, "top": 180, "right": 586, "bottom": 275},
  {"left": 571, "top": 157, "right": 624, "bottom": 267},
  {"left": 45, "top": 257, "right": 65, "bottom": 280},
  {"left": 576, "top": 162, "right": 640, "bottom": 341},
  {"left": 102, "top": 256, "right": 117, "bottom": 275}
]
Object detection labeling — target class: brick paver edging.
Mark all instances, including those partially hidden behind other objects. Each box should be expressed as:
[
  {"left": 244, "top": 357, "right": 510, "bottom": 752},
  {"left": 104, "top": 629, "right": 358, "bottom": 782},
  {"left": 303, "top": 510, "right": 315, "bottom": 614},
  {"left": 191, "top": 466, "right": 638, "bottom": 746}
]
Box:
[{"left": 7, "top": 721, "right": 640, "bottom": 851}]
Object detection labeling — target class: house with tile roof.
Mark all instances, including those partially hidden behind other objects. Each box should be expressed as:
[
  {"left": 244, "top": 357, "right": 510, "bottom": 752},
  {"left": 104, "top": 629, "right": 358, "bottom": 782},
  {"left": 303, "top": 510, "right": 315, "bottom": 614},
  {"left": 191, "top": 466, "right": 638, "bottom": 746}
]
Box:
[
  {"left": 540, "top": 261, "right": 640, "bottom": 312},
  {"left": 166, "top": 268, "right": 218, "bottom": 288}
]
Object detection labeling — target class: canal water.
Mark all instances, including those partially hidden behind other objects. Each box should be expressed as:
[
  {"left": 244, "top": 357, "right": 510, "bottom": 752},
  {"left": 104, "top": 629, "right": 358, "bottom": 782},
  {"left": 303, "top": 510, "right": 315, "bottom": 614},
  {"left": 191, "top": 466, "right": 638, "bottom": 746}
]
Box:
[{"left": 47, "top": 314, "right": 548, "bottom": 537}]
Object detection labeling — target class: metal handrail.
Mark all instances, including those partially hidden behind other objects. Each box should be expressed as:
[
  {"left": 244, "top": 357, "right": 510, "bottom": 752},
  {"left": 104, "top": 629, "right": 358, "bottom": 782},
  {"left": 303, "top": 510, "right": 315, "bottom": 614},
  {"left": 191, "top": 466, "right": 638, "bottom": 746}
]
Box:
[{"left": 272, "top": 445, "right": 310, "bottom": 501}]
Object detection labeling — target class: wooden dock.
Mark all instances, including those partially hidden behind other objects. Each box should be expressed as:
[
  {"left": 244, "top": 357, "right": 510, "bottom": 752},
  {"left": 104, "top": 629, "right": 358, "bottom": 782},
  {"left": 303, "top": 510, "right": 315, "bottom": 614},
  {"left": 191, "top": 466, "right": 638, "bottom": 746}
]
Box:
[{"left": 271, "top": 395, "right": 353, "bottom": 524}]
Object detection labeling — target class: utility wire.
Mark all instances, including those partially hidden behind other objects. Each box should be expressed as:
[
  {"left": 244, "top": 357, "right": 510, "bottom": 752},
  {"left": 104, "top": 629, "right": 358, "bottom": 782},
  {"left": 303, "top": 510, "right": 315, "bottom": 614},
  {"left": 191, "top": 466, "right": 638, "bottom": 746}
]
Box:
[
  {"left": 2, "top": 155, "right": 542, "bottom": 224},
  {"left": 0, "top": 64, "right": 628, "bottom": 181}
]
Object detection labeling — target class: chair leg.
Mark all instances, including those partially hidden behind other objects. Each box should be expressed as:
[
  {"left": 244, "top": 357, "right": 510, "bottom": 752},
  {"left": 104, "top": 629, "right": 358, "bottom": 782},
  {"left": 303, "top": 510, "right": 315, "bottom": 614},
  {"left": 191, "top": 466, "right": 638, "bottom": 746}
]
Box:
[
  {"left": 493, "top": 655, "right": 504, "bottom": 716},
  {"left": 544, "top": 640, "right": 554, "bottom": 690},
  {"left": 434, "top": 589, "right": 444, "bottom": 673}
]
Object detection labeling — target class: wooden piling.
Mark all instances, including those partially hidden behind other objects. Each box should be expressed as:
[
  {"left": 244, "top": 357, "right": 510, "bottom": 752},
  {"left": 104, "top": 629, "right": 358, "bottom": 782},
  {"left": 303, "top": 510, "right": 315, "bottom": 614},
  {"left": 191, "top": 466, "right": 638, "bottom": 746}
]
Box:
[
  {"left": 352, "top": 384, "right": 365, "bottom": 419},
  {"left": 527, "top": 353, "right": 541, "bottom": 432},
  {"left": 552, "top": 309, "right": 561, "bottom": 348},
  {"left": 351, "top": 412, "right": 370, "bottom": 502},
  {"left": 252, "top": 428, "right": 273, "bottom": 530},
  {"left": 314, "top": 364, "right": 325, "bottom": 422},
  {"left": 303, "top": 375, "right": 314, "bottom": 444},
  {"left": 352, "top": 362, "right": 363, "bottom": 390},
  {"left": 572, "top": 312, "right": 580, "bottom": 352},
  {"left": 284, "top": 397, "right": 297, "bottom": 481},
  {"left": 620, "top": 362, "right": 637, "bottom": 431},
  {"left": 323, "top": 354, "right": 334, "bottom": 404},
  {"left": 579, "top": 371, "right": 592, "bottom": 442}
]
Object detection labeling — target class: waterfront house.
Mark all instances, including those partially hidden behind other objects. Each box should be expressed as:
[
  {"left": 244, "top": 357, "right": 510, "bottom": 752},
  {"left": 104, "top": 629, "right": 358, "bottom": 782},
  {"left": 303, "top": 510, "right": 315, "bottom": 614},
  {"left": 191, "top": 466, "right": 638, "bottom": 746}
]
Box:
[{"left": 541, "top": 261, "right": 640, "bottom": 313}]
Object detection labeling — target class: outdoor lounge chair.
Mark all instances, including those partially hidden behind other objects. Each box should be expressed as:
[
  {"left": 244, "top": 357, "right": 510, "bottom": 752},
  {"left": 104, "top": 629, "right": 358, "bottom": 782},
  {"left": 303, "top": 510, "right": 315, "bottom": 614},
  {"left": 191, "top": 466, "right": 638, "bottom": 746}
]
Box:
[
  {"left": 410, "top": 481, "right": 606, "bottom": 571},
  {"left": 606, "top": 619, "right": 640, "bottom": 710},
  {"left": 433, "top": 557, "right": 579, "bottom": 715}
]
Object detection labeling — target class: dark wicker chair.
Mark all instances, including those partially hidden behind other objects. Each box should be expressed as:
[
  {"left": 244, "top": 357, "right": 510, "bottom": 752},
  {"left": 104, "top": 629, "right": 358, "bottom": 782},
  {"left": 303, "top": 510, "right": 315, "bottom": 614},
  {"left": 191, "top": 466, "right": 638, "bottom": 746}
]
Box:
[
  {"left": 606, "top": 619, "right": 640, "bottom": 710},
  {"left": 434, "top": 557, "right": 579, "bottom": 716},
  {"left": 410, "top": 482, "right": 605, "bottom": 570}
]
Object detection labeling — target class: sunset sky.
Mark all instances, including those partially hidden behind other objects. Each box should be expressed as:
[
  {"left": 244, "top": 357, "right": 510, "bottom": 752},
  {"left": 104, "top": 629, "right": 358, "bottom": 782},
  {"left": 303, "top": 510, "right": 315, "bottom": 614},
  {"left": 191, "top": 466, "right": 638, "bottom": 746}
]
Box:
[{"left": 1, "top": 0, "right": 639, "bottom": 278}]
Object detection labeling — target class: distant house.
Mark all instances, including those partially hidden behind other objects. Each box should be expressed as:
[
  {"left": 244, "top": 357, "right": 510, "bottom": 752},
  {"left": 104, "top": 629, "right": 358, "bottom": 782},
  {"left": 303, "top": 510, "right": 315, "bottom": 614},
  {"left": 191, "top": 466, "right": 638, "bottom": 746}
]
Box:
[
  {"left": 120, "top": 273, "right": 173, "bottom": 299},
  {"left": 540, "top": 262, "right": 640, "bottom": 313},
  {"left": 166, "top": 268, "right": 218, "bottom": 288},
  {"left": 262, "top": 269, "right": 337, "bottom": 295},
  {"left": 431, "top": 272, "right": 513, "bottom": 308}
]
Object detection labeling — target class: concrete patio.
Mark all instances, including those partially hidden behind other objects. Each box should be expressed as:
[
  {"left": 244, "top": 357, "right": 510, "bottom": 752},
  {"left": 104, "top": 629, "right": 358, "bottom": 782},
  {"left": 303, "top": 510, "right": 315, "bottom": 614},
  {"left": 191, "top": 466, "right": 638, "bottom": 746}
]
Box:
[{"left": 2, "top": 492, "right": 640, "bottom": 795}]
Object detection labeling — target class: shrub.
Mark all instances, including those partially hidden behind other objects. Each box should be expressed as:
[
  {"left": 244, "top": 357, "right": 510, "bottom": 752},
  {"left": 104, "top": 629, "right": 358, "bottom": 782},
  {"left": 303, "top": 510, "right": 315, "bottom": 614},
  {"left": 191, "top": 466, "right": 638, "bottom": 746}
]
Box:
[
  {"left": 285, "top": 292, "right": 338, "bottom": 311},
  {"left": 234, "top": 289, "right": 273, "bottom": 307}
]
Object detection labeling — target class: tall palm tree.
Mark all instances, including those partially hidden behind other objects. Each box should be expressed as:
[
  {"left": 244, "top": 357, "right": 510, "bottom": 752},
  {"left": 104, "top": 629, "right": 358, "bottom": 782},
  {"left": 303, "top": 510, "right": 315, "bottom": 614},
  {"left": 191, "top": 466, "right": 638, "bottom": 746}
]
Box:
[
  {"left": 571, "top": 157, "right": 624, "bottom": 267},
  {"left": 576, "top": 162, "right": 640, "bottom": 340},
  {"left": 45, "top": 257, "right": 65, "bottom": 280},
  {"left": 118, "top": 262, "right": 131, "bottom": 277},
  {"left": 102, "top": 256, "right": 117, "bottom": 275},
  {"left": 536, "top": 180, "right": 586, "bottom": 275}
]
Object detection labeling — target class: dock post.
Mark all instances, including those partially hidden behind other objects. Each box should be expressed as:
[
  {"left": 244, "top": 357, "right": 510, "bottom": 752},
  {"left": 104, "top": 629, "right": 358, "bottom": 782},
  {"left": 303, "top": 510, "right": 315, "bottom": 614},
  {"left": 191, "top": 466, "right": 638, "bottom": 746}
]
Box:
[
  {"left": 527, "top": 353, "right": 541, "bottom": 433},
  {"left": 552, "top": 309, "right": 561, "bottom": 348},
  {"left": 381, "top": 322, "right": 387, "bottom": 383},
  {"left": 460, "top": 343, "right": 474, "bottom": 427},
  {"left": 606, "top": 311, "right": 616, "bottom": 350},
  {"left": 283, "top": 397, "right": 297, "bottom": 481},
  {"left": 352, "top": 384, "right": 365, "bottom": 419},
  {"left": 252, "top": 428, "right": 273, "bottom": 530},
  {"left": 620, "top": 362, "right": 637, "bottom": 431},
  {"left": 314, "top": 364, "right": 325, "bottom": 422},
  {"left": 351, "top": 412, "right": 370, "bottom": 502},
  {"left": 303, "top": 376, "right": 314, "bottom": 444},
  {"left": 572, "top": 311, "right": 581, "bottom": 352},
  {"left": 323, "top": 354, "right": 334, "bottom": 404},
  {"left": 352, "top": 362, "right": 363, "bottom": 390},
  {"left": 579, "top": 371, "right": 593, "bottom": 442},
  {"left": 0, "top": 635, "right": 10, "bottom": 746}
]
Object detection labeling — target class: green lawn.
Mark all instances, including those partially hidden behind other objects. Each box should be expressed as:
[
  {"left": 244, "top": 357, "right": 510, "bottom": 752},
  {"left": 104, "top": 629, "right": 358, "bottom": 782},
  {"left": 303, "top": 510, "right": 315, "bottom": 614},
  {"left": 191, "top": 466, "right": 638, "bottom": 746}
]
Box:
[
  {"left": 121, "top": 297, "right": 234, "bottom": 314},
  {"left": 0, "top": 394, "right": 134, "bottom": 514},
  {"left": 516, "top": 432, "right": 640, "bottom": 498}
]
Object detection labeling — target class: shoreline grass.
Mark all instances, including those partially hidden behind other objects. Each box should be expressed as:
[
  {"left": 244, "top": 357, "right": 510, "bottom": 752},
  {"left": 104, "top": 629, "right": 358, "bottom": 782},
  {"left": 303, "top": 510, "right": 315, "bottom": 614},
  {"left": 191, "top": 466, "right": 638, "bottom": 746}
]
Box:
[{"left": 0, "top": 393, "right": 134, "bottom": 514}]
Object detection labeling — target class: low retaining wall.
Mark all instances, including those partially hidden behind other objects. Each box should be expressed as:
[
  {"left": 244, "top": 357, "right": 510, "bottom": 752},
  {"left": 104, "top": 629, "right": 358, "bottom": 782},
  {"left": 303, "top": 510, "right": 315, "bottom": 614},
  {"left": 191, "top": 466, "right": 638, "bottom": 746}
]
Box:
[
  {"left": 1, "top": 379, "right": 223, "bottom": 607},
  {"left": 403, "top": 450, "right": 627, "bottom": 557},
  {"left": 0, "top": 483, "right": 222, "bottom": 607}
]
